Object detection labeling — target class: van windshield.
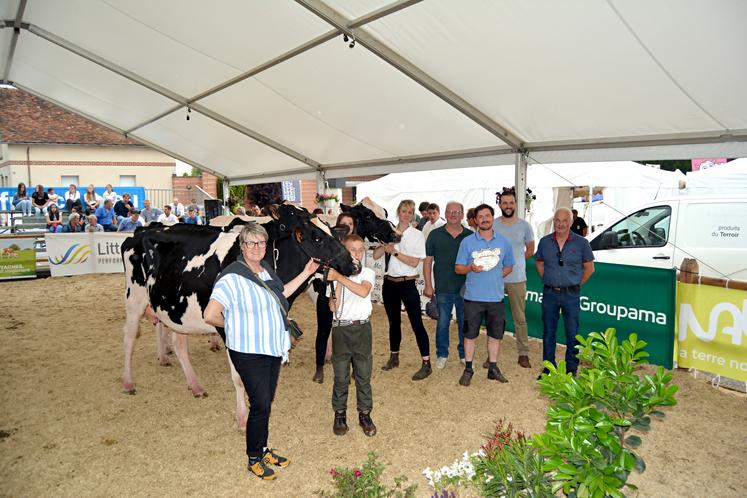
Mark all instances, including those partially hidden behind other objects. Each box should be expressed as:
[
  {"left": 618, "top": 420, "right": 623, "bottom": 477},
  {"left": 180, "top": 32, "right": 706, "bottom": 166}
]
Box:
[{"left": 595, "top": 205, "right": 671, "bottom": 249}]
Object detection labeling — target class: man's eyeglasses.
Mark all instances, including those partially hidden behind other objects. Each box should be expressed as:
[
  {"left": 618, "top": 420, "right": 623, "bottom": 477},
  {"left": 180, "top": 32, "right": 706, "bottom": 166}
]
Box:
[
  {"left": 244, "top": 240, "right": 267, "bottom": 249},
  {"left": 446, "top": 210, "right": 463, "bottom": 216},
  {"left": 556, "top": 251, "right": 564, "bottom": 267}
]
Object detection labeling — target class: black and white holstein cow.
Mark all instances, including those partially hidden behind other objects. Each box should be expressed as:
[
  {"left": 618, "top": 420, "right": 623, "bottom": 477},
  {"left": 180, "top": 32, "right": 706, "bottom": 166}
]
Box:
[{"left": 121, "top": 204, "right": 357, "bottom": 429}]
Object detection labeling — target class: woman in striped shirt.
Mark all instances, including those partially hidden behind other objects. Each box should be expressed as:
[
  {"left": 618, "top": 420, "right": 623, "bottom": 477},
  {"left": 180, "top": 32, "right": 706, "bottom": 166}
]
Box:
[{"left": 205, "top": 223, "right": 318, "bottom": 480}]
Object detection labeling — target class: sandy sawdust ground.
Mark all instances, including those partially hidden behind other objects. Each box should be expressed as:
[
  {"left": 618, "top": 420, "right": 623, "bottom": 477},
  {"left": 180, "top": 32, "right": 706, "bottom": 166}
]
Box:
[{"left": 0, "top": 274, "right": 745, "bottom": 498}]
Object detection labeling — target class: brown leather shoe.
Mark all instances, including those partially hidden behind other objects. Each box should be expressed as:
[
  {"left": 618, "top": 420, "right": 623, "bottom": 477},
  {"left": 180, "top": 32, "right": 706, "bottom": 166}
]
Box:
[
  {"left": 412, "top": 360, "right": 432, "bottom": 381},
  {"left": 381, "top": 353, "right": 399, "bottom": 371},
  {"left": 518, "top": 355, "right": 531, "bottom": 369},
  {"left": 312, "top": 365, "right": 324, "bottom": 383},
  {"left": 333, "top": 410, "right": 348, "bottom": 436},
  {"left": 458, "top": 369, "right": 473, "bottom": 386},
  {"left": 487, "top": 366, "right": 509, "bottom": 383},
  {"left": 358, "top": 411, "right": 377, "bottom": 437}
]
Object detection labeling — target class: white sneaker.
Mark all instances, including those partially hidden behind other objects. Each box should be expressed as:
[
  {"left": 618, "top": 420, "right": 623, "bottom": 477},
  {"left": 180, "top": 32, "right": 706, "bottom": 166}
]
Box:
[
  {"left": 460, "top": 358, "right": 466, "bottom": 366},
  {"left": 435, "top": 357, "right": 448, "bottom": 369}
]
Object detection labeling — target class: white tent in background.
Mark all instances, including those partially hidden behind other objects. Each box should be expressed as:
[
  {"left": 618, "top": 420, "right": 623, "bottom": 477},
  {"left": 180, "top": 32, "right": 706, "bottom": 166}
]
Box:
[
  {"left": 356, "top": 161, "right": 684, "bottom": 236},
  {"left": 685, "top": 158, "right": 747, "bottom": 195}
]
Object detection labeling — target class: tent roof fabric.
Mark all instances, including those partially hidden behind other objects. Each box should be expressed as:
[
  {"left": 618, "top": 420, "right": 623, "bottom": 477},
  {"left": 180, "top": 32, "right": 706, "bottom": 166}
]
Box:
[{"left": 2, "top": 1, "right": 747, "bottom": 183}]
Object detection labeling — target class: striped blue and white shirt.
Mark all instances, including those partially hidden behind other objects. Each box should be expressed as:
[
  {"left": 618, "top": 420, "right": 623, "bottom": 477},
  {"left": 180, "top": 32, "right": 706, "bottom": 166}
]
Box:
[{"left": 210, "top": 271, "right": 290, "bottom": 360}]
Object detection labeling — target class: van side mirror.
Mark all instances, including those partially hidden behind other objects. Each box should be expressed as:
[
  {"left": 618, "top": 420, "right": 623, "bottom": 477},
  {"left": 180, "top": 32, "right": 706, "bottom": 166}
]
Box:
[{"left": 600, "top": 231, "right": 619, "bottom": 249}]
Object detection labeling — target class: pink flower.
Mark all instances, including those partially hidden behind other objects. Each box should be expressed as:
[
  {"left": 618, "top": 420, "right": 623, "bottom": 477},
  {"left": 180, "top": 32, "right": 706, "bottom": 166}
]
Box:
[
  {"left": 354, "top": 470, "right": 362, "bottom": 478},
  {"left": 329, "top": 468, "right": 338, "bottom": 477}
]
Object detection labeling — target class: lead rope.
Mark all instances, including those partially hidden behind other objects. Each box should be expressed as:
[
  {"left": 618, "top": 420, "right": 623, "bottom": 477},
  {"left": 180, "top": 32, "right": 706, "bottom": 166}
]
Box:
[{"left": 272, "top": 239, "right": 279, "bottom": 272}]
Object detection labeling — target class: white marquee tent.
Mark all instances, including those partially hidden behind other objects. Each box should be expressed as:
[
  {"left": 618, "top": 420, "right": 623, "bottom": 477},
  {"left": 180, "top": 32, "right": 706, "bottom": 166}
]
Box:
[
  {"left": 685, "top": 158, "right": 747, "bottom": 195},
  {"left": 2, "top": 1, "right": 747, "bottom": 195},
  {"left": 356, "top": 161, "right": 685, "bottom": 236}
]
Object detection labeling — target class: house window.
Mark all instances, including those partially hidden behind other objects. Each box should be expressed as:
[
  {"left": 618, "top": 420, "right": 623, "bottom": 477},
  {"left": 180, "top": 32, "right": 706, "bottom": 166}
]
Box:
[
  {"left": 119, "top": 175, "right": 136, "bottom": 187},
  {"left": 61, "top": 175, "right": 79, "bottom": 187}
]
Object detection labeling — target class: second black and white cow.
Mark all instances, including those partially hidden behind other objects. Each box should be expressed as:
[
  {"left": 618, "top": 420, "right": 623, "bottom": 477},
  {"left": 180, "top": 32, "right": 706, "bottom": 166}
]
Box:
[
  {"left": 122, "top": 204, "right": 356, "bottom": 429},
  {"left": 340, "top": 197, "right": 400, "bottom": 244}
]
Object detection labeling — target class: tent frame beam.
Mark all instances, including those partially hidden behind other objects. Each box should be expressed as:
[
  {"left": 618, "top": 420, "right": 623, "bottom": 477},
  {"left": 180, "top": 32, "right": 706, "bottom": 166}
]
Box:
[
  {"left": 1, "top": 0, "right": 27, "bottom": 84},
  {"left": 295, "top": 0, "right": 525, "bottom": 149}
]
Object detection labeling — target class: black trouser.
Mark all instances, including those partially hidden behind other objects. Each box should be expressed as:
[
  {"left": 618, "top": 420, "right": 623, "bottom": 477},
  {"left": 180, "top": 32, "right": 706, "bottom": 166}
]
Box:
[
  {"left": 64, "top": 199, "right": 83, "bottom": 213},
  {"left": 228, "top": 350, "right": 281, "bottom": 460},
  {"left": 382, "top": 278, "right": 430, "bottom": 357},
  {"left": 315, "top": 289, "right": 334, "bottom": 367}
]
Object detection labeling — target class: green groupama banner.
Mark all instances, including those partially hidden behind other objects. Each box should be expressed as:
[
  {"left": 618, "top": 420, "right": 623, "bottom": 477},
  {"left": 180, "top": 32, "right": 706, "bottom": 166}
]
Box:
[{"left": 504, "top": 259, "right": 676, "bottom": 369}]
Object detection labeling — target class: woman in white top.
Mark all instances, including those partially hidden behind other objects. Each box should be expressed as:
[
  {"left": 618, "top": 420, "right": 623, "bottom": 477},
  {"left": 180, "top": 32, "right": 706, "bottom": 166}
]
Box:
[
  {"left": 102, "top": 184, "right": 118, "bottom": 205},
  {"left": 83, "top": 184, "right": 101, "bottom": 214},
  {"left": 372, "top": 199, "right": 432, "bottom": 381}
]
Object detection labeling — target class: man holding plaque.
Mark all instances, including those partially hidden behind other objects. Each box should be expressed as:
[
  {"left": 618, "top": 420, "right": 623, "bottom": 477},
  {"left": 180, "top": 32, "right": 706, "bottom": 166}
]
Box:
[{"left": 455, "top": 204, "right": 515, "bottom": 386}]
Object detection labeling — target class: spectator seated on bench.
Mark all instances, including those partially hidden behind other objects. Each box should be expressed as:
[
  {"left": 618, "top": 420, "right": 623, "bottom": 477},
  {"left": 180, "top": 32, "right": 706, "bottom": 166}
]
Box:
[
  {"left": 114, "top": 193, "right": 134, "bottom": 224},
  {"left": 46, "top": 204, "right": 64, "bottom": 233},
  {"left": 83, "top": 184, "right": 101, "bottom": 215},
  {"left": 183, "top": 207, "right": 203, "bottom": 225},
  {"left": 62, "top": 213, "right": 85, "bottom": 233},
  {"left": 13, "top": 182, "right": 34, "bottom": 216},
  {"left": 64, "top": 184, "right": 84, "bottom": 214},
  {"left": 87, "top": 215, "right": 104, "bottom": 232},
  {"left": 157, "top": 205, "right": 178, "bottom": 226},
  {"left": 118, "top": 210, "right": 144, "bottom": 232},
  {"left": 32, "top": 184, "right": 51, "bottom": 215},
  {"left": 95, "top": 200, "right": 118, "bottom": 232}
]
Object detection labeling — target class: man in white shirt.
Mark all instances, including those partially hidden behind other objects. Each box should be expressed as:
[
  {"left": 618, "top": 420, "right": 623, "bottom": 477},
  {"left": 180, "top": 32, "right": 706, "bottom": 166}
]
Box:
[
  {"left": 170, "top": 197, "right": 185, "bottom": 218},
  {"left": 421, "top": 203, "right": 446, "bottom": 241},
  {"left": 157, "top": 204, "right": 179, "bottom": 226}
]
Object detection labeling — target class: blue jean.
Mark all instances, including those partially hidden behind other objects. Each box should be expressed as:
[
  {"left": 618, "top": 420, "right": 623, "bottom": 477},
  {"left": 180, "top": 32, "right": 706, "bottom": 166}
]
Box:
[
  {"left": 541, "top": 289, "right": 581, "bottom": 373},
  {"left": 14, "top": 200, "right": 33, "bottom": 215},
  {"left": 435, "top": 293, "right": 465, "bottom": 359}
]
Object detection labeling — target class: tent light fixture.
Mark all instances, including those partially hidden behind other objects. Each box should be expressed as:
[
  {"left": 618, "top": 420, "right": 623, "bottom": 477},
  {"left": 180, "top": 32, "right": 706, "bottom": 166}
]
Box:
[{"left": 186, "top": 106, "right": 191, "bottom": 121}]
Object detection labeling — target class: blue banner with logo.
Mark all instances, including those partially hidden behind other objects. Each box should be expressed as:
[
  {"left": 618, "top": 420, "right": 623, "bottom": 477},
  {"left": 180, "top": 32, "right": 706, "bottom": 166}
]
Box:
[{"left": 0, "top": 186, "right": 147, "bottom": 210}]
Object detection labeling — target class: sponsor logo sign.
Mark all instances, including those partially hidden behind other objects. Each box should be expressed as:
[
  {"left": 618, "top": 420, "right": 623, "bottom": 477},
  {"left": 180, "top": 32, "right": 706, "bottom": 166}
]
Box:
[
  {"left": 46, "top": 233, "right": 130, "bottom": 277},
  {"left": 677, "top": 282, "right": 747, "bottom": 381}
]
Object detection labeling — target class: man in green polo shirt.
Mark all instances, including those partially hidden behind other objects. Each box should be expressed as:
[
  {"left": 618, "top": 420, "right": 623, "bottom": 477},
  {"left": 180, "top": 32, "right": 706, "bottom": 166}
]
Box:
[{"left": 423, "top": 201, "right": 472, "bottom": 369}]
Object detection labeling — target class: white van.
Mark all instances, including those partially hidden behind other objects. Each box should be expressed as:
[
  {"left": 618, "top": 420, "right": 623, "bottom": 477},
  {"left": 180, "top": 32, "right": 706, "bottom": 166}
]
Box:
[{"left": 588, "top": 195, "right": 747, "bottom": 281}]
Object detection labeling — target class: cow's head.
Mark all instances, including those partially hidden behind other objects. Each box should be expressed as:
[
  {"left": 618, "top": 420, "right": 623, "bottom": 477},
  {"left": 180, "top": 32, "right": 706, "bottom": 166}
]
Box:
[
  {"left": 341, "top": 197, "right": 400, "bottom": 243},
  {"left": 266, "top": 202, "right": 312, "bottom": 239},
  {"left": 294, "top": 220, "right": 359, "bottom": 276}
]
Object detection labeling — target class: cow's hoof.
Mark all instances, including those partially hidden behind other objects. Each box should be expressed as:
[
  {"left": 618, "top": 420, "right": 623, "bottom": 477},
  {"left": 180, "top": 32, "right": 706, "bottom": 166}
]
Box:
[
  {"left": 123, "top": 388, "right": 136, "bottom": 395},
  {"left": 209, "top": 345, "right": 221, "bottom": 352},
  {"left": 193, "top": 391, "right": 208, "bottom": 398},
  {"left": 158, "top": 358, "right": 172, "bottom": 366}
]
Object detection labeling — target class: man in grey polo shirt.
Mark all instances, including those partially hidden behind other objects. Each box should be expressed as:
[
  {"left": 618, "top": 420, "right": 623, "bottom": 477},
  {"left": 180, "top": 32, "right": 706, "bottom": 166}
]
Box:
[
  {"left": 535, "top": 207, "right": 595, "bottom": 379},
  {"left": 140, "top": 199, "right": 162, "bottom": 225},
  {"left": 455, "top": 204, "right": 515, "bottom": 386},
  {"left": 493, "top": 189, "right": 535, "bottom": 369},
  {"left": 423, "top": 201, "right": 472, "bottom": 369}
]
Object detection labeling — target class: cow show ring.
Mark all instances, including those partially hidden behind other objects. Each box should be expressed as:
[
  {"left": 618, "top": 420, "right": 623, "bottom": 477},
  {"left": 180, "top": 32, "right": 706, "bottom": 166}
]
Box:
[{"left": 1, "top": 236, "right": 745, "bottom": 496}]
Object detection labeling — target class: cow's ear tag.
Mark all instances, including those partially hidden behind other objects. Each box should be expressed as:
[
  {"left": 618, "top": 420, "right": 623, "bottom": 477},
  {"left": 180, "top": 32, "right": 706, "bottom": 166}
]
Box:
[
  {"left": 270, "top": 206, "right": 280, "bottom": 220},
  {"left": 294, "top": 228, "right": 303, "bottom": 243}
]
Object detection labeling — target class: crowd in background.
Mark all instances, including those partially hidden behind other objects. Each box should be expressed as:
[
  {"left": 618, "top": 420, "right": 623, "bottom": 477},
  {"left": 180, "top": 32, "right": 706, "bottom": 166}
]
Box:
[{"left": 9, "top": 181, "right": 204, "bottom": 233}]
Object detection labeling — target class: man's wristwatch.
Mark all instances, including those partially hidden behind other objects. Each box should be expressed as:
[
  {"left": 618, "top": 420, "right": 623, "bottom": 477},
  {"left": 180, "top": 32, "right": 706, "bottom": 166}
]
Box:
[{"left": 393, "top": 252, "right": 399, "bottom": 258}]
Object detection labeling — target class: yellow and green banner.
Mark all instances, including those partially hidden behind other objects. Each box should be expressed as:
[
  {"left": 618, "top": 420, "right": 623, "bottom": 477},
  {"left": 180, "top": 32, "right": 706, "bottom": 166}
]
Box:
[{"left": 676, "top": 282, "right": 747, "bottom": 382}]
